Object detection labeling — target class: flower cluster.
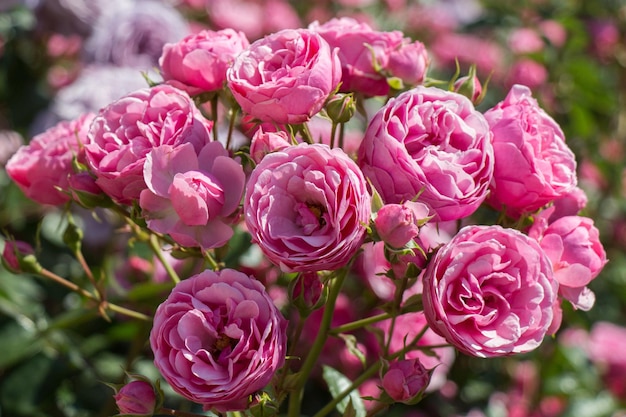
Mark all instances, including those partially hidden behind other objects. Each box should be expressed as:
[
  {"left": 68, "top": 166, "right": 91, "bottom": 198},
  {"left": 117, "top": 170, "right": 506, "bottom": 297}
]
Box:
[{"left": 2, "top": 10, "right": 608, "bottom": 417}]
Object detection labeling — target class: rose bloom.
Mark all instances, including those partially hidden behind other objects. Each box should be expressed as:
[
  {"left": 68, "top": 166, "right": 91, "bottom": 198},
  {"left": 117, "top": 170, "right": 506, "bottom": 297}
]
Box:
[
  {"left": 84, "top": 84, "right": 212, "bottom": 204},
  {"left": 160, "top": 28, "right": 250, "bottom": 96},
  {"left": 245, "top": 143, "right": 371, "bottom": 272},
  {"left": 422, "top": 225, "right": 558, "bottom": 358},
  {"left": 358, "top": 86, "right": 494, "bottom": 221},
  {"left": 6, "top": 112, "right": 94, "bottom": 205},
  {"left": 309, "top": 17, "right": 429, "bottom": 97},
  {"left": 227, "top": 28, "right": 341, "bottom": 124},
  {"left": 150, "top": 268, "right": 288, "bottom": 412},
  {"left": 484, "top": 84, "right": 578, "bottom": 218},
  {"left": 139, "top": 141, "right": 245, "bottom": 250},
  {"left": 529, "top": 209, "right": 607, "bottom": 311}
]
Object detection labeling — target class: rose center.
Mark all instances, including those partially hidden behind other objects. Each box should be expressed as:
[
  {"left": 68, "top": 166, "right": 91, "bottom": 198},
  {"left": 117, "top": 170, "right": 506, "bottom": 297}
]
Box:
[
  {"left": 212, "top": 333, "right": 238, "bottom": 354},
  {"left": 296, "top": 202, "right": 327, "bottom": 235}
]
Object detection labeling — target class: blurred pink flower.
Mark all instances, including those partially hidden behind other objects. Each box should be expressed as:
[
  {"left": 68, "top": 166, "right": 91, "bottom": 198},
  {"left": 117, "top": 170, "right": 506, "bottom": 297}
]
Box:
[
  {"left": 160, "top": 28, "right": 250, "bottom": 95},
  {"left": 508, "top": 28, "right": 544, "bottom": 54},
  {"left": 150, "top": 268, "right": 288, "bottom": 412},
  {"left": 507, "top": 59, "right": 548, "bottom": 90},
  {"left": 484, "top": 84, "right": 577, "bottom": 218},
  {"left": 85, "top": 84, "right": 213, "bottom": 204},
  {"left": 245, "top": 143, "right": 371, "bottom": 272},
  {"left": 6, "top": 112, "right": 94, "bottom": 205},
  {"left": 227, "top": 28, "right": 341, "bottom": 124},
  {"left": 140, "top": 141, "right": 245, "bottom": 250},
  {"left": 422, "top": 225, "right": 558, "bottom": 357},
  {"left": 358, "top": 86, "right": 494, "bottom": 221}
]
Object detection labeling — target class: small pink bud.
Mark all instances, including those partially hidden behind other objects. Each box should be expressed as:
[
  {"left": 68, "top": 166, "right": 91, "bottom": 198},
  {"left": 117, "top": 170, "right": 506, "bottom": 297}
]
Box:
[
  {"left": 453, "top": 74, "right": 483, "bottom": 104},
  {"left": 374, "top": 201, "right": 430, "bottom": 248},
  {"left": 382, "top": 358, "right": 431, "bottom": 404},
  {"left": 114, "top": 380, "right": 157, "bottom": 416},
  {"left": 249, "top": 128, "right": 292, "bottom": 163},
  {"left": 290, "top": 272, "right": 325, "bottom": 316},
  {"left": 2, "top": 239, "right": 37, "bottom": 274}
]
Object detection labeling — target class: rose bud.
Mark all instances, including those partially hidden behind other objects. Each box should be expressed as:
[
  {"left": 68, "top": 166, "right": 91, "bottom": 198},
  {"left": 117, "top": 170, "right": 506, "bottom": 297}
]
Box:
[
  {"left": 374, "top": 201, "right": 431, "bottom": 248},
  {"left": 113, "top": 380, "right": 158, "bottom": 416},
  {"left": 2, "top": 239, "right": 39, "bottom": 274},
  {"left": 382, "top": 358, "right": 431, "bottom": 404},
  {"left": 326, "top": 93, "right": 356, "bottom": 124}
]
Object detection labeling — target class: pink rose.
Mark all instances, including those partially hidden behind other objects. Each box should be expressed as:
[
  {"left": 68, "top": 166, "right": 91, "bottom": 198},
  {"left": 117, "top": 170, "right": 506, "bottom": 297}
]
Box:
[
  {"left": 245, "top": 143, "right": 371, "bottom": 272},
  {"left": 588, "top": 322, "right": 626, "bottom": 399},
  {"left": 506, "top": 58, "right": 548, "bottom": 90},
  {"left": 139, "top": 141, "right": 245, "bottom": 249},
  {"left": 113, "top": 380, "right": 157, "bottom": 416},
  {"left": 549, "top": 186, "right": 588, "bottom": 220},
  {"left": 422, "top": 225, "right": 558, "bottom": 357},
  {"left": 375, "top": 201, "right": 430, "bottom": 248},
  {"left": 382, "top": 359, "right": 430, "bottom": 404},
  {"left": 310, "top": 17, "right": 429, "bottom": 96},
  {"left": 84, "top": 84, "right": 212, "bottom": 204},
  {"left": 249, "top": 128, "right": 292, "bottom": 163},
  {"left": 484, "top": 84, "right": 577, "bottom": 218},
  {"left": 508, "top": 28, "right": 544, "bottom": 54},
  {"left": 159, "top": 28, "right": 250, "bottom": 95},
  {"left": 358, "top": 86, "right": 494, "bottom": 221},
  {"left": 529, "top": 211, "right": 607, "bottom": 311},
  {"left": 2, "top": 240, "right": 36, "bottom": 274},
  {"left": 227, "top": 28, "right": 341, "bottom": 124},
  {"left": 150, "top": 268, "right": 288, "bottom": 412},
  {"left": 6, "top": 113, "right": 94, "bottom": 205}
]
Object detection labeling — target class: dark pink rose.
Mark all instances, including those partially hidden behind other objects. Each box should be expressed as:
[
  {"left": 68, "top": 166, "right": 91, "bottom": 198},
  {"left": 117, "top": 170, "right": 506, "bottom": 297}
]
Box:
[
  {"left": 160, "top": 28, "right": 250, "bottom": 95},
  {"left": 84, "top": 84, "right": 212, "bottom": 204},
  {"left": 150, "top": 268, "right": 288, "bottom": 412},
  {"left": 309, "top": 17, "right": 429, "bottom": 96},
  {"left": 245, "top": 143, "right": 371, "bottom": 272},
  {"left": 375, "top": 201, "right": 430, "bottom": 248},
  {"left": 2, "top": 240, "right": 36, "bottom": 274},
  {"left": 227, "top": 28, "right": 341, "bottom": 124},
  {"left": 422, "top": 225, "right": 558, "bottom": 357},
  {"left": 382, "top": 358, "right": 430, "bottom": 404},
  {"left": 484, "top": 84, "right": 577, "bottom": 218},
  {"left": 358, "top": 86, "right": 494, "bottom": 221},
  {"left": 113, "top": 380, "right": 157, "bottom": 416},
  {"left": 139, "top": 141, "right": 245, "bottom": 250},
  {"left": 6, "top": 113, "right": 94, "bottom": 205},
  {"left": 529, "top": 211, "right": 607, "bottom": 311}
]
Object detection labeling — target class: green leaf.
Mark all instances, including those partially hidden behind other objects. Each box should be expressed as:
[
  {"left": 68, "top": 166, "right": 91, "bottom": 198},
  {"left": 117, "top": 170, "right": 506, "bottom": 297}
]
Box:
[{"left": 322, "top": 365, "right": 366, "bottom": 417}]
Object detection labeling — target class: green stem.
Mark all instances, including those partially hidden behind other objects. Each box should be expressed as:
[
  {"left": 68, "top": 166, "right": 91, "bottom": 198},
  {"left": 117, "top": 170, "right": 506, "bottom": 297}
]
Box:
[
  {"left": 149, "top": 234, "right": 180, "bottom": 284},
  {"left": 338, "top": 122, "right": 345, "bottom": 150},
  {"left": 211, "top": 95, "right": 219, "bottom": 142},
  {"left": 226, "top": 106, "right": 239, "bottom": 152},
  {"left": 329, "top": 312, "right": 392, "bottom": 335},
  {"left": 203, "top": 249, "right": 221, "bottom": 271},
  {"left": 287, "top": 268, "right": 348, "bottom": 417},
  {"left": 330, "top": 121, "right": 338, "bottom": 148}
]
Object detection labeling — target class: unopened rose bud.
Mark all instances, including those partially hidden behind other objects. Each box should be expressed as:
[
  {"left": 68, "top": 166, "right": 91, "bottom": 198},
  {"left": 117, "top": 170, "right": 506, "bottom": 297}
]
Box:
[
  {"left": 2, "top": 239, "right": 40, "bottom": 274},
  {"left": 289, "top": 272, "right": 325, "bottom": 316},
  {"left": 68, "top": 171, "right": 111, "bottom": 209},
  {"left": 113, "top": 380, "right": 157, "bottom": 416},
  {"left": 249, "top": 128, "right": 292, "bottom": 163},
  {"left": 382, "top": 358, "right": 431, "bottom": 405},
  {"left": 326, "top": 93, "right": 356, "bottom": 124},
  {"left": 374, "top": 201, "right": 431, "bottom": 248},
  {"left": 453, "top": 74, "right": 483, "bottom": 104}
]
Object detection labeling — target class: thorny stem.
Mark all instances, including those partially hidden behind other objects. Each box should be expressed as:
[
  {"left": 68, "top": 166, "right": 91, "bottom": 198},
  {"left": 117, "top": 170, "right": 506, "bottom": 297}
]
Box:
[{"left": 287, "top": 267, "right": 348, "bottom": 417}]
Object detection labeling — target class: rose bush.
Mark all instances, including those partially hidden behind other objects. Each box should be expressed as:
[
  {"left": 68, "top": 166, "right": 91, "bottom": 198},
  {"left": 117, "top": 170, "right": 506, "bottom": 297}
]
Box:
[
  {"left": 422, "top": 225, "right": 558, "bottom": 358},
  {"left": 6, "top": 112, "right": 94, "bottom": 206},
  {"left": 244, "top": 143, "right": 371, "bottom": 272},
  {"left": 149, "top": 268, "right": 288, "bottom": 412},
  {"left": 159, "top": 28, "right": 250, "bottom": 95},
  {"left": 84, "top": 84, "right": 213, "bottom": 204},
  {"left": 484, "top": 84, "right": 578, "bottom": 218},
  {"left": 358, "top": 86, "right": 494, "bottom": 221},
  {"left": 139, "top": 141, "right": 245, "bottom": 250},
  {"left": 227, "top": 28, "right": 341, "bottom": 124}
]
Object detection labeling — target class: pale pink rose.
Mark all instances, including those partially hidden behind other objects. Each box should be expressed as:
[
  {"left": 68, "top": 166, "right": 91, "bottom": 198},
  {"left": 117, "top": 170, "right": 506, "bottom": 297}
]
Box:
[
  {"left": 227, "top": 28, "right": 341, "bottom": 124},
  {"left": 484, "top": 84, "right": 578, "bottom": 218},
  {"left": 245, "top": 143, "right": 371, "bottom": 272},
  {"left": 422, "top": 225, "right": 558, "bottom": 357},
  {"left": 84, "top": 84, "right": 213, "bottom": 204},
  {"left": 249, "top": 128, "right": 292, "bottom": 163},
  {"left": 6, "top": 112, "right": 94, "bottom": 205},
  {"left": 358, "top": 86, "right": 494, "bottom": 221},
  {"left": 113, "top": 380, "right": 157, "bottom": 416},
  {"left": 139, "top": 141, "right": 245, "bottom": 250},
  {"left": 539, "top": 20, "right": 567, "bottom": 48},
  {"left": 150, "top": 268, "right": 288, "bottom": 412},
  {"left": 159, "top": 28, "right": 250, "bottom": 95},
  {"left": 508, "top": 28, "right": 544, "bottom": 54},
  {"left": 382, "top": 358, "right": 430, "bottom": 404},
  {"left": 375, "top": 201, "right": 430, "bottom": 248},
  {"left": 529, "top": 210, "right": 607, "bottom": 311},
  {"left": 375, "top": 311, "right": 455, "bottom": 391},
  {"left": 309, "top": 17, "right": 429, "bottom": 96}
]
